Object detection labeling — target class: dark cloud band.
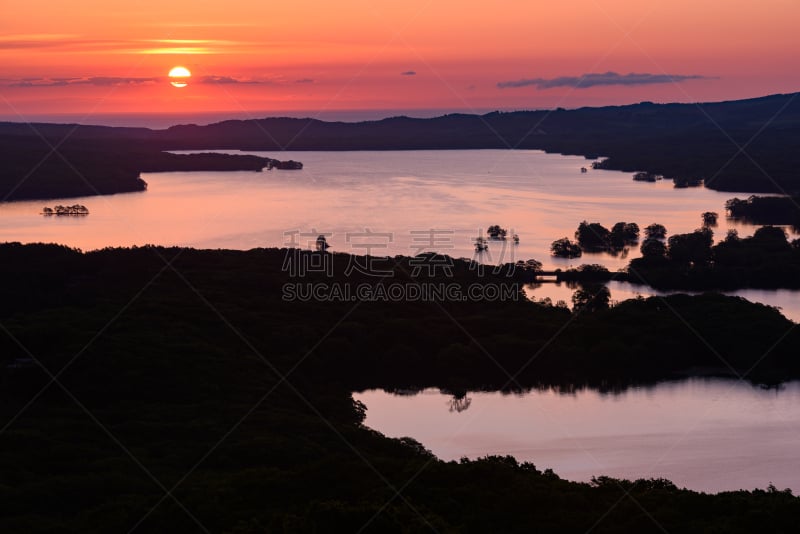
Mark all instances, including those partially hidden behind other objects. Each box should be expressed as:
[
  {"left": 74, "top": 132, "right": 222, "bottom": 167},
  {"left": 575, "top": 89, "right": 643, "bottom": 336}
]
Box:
[
  {"left": 497, "top": 71, "right": 711, "bottom": 90},
  {"left": 4, "top": 75, "right": 280, "bottom": 87},
  {"left": 10, "top": 76, "right": 158, "bottom": 87}
]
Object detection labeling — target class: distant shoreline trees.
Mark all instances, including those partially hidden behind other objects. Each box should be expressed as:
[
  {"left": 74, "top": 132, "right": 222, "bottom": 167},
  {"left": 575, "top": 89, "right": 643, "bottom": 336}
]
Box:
[{"left": 630, "top": 221, "right": 800, "bottom": 289}]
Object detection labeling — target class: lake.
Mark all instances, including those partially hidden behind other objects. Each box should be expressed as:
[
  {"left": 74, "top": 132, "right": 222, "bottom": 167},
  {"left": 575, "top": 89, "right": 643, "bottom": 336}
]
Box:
[
  {"left": 1, "top": 149, "right": 797, "bottom": 318},
  {"left": 354, "top": 379, "right": 800, "bottom": 493}
]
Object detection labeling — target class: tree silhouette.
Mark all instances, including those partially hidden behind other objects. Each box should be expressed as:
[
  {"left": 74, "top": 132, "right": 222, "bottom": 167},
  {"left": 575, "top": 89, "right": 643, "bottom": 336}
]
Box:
[
  {"left": 448, "top": 394, "right": 472, "bottom": 413},
  {"left": 702, "top": 211, "right": 719, "bottom": 227},
  {"left": 487, "top": 225, "right": 508, "bottom": 240},
  {"left": 551, "top": 238, "right": 582, "bottom": 258},
  {"left": 575, "top": 221, "right": 610, "bottom": 251},
  {"left": 640, "top": 238, "right": 666, "bottom": 259},
  {"left": 572, "top": 284, "right": 611, "bottom": 312},
  {"left": 644, "top": 223, "right": 667, "bottom": 240},
  {"left": 667, "top": 228, "right": 713, "bottom": 265}
]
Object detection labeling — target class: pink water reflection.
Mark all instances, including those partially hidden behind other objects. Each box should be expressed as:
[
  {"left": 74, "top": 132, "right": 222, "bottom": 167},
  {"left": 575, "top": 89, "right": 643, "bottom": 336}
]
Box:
[
  {"left": 354, "top": 379, "right": 800, "bottom": 493},
  {"left": 1, "top": 150, "right": 781, "bottom": 255},
  {"left": 1, "top": 149, "right": 796, "bottom": 316}
]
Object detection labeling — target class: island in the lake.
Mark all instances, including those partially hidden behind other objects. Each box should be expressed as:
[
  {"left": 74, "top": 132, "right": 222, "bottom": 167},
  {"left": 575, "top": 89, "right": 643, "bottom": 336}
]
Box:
[{"left": 42, "top": 204, "right": 89, "bottom": 216}]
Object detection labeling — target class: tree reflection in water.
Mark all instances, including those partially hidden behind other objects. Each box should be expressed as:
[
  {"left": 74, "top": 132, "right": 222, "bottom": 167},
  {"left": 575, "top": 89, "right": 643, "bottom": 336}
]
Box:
[{"left": 448, "top": 394, "right": 472, "bottom": 413}]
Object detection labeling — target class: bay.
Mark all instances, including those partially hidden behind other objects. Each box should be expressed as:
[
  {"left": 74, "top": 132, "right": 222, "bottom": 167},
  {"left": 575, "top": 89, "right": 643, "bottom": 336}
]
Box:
[{"left": 354, "top": 379, "right": 800, "bottom": 493}]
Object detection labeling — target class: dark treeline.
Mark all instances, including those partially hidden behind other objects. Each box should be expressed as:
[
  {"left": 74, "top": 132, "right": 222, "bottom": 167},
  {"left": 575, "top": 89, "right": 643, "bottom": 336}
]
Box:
[
  {"left": 2, "top": 91, "right": 800, "bottom": 200},
  {"left": 630, "top": 224, "right": 800, "bottom": 289},
  {"left": 1, "top": 243, "right": 799, "bottom": 532},
  {"left": 726, "top": 195, "right": 800, "bottom": 226},
  {"left": 0, "top": 136, "right": 149, "bottom": 200},
  {"left": 548, "top": 215, "right": 800, "bottom": 290}
]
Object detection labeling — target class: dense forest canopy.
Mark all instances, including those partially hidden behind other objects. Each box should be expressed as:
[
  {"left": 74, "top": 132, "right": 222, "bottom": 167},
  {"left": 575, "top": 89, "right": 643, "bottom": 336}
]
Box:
[{"left": 1, "top": 243, "right": 799, "bottom": 532}]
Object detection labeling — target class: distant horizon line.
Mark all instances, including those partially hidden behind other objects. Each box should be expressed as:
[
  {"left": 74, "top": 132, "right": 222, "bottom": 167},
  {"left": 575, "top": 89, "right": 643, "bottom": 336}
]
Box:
[{"left": 1, "top": 91, "right": 795, "bottom": 130}]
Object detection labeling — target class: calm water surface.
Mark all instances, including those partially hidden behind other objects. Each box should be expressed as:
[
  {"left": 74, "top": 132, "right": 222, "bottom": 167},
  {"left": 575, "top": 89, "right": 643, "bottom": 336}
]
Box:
[
  {"left": 1, "top": 149, "right": 797, "bottom": 317},
  {"left": 354, "top": 379, "right": 800, "bottom": 493}
]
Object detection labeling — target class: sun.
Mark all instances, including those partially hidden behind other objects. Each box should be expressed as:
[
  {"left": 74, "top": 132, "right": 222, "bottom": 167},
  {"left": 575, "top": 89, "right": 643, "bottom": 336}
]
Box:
[{"left": 168, "top": 66, "right": 191, "bottom": 88}]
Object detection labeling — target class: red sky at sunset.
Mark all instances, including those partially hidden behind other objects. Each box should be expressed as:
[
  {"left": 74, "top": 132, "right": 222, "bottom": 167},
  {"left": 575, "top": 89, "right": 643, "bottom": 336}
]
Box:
[{"left": 1, "top": 0, "right": 798, "bottom": 125}]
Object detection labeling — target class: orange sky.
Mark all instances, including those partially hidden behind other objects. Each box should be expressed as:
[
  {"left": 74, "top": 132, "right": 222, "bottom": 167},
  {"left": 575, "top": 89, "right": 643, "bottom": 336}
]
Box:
[{"left": 1, "top": 0, "right": 798, "bottom": 124}]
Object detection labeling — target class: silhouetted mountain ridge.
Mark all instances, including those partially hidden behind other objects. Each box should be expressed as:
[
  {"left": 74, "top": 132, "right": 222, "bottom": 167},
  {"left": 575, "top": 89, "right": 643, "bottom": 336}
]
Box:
[{"left": 2, "top": 92, "right": 799, "bottom": 199}]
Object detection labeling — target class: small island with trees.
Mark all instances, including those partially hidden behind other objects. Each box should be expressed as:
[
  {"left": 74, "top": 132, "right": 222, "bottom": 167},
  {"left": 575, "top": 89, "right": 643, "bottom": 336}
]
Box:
[
  {"left": 41, "top": 204, "right": 89, "bottom": 216},
  {"left": 551, "top": 220, "right": 640, "bottom": 258}
]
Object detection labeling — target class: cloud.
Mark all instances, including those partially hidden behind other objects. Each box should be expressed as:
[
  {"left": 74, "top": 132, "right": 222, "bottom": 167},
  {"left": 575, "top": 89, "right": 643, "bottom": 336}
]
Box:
[
  {"left": 198, "top": 75, "right": 245, "bottom": 84},
  {"left": 0, "top": 33, "right": 81, "bottom": 49},
  {"left": 3, "top": 75, "right": 276, "bottom": 88},
  {"left": 0, "top": 34, "right": 246, "bottom": 55},
  {"left": 197, "top": 75, "right": 275, "bottom": 85},
  {"left": 2, "top": 74, "right": 299, "bottom": 88},
  {"left": 401, "top": 71, "right": 416, "bottom": 76},
  {"left": 8, "top": 76, "right": 158, "bottom": 87},
  {"left": 12, "top": 77, "right": 71, "bottom": 87},
  {"left": 148, "top": 22, "right": 258, "bottom": 29},
  {"left": 0, "top": 40, "right": 67, "bottom": 50},
  {"left": 85, "top": 76, "right": 159, "bottom": 86},
  {"left": 497, "top": 71, "right": 712, "bottom": 90},
  {"left": 0, "top": 35, "right": 137, "bottom": 53}
]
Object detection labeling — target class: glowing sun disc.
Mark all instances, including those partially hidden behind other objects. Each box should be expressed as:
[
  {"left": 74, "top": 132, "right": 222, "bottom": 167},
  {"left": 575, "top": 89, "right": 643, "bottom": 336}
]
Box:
[{"left": 168, "top": 66, "right": 191, "bottom": 88}]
